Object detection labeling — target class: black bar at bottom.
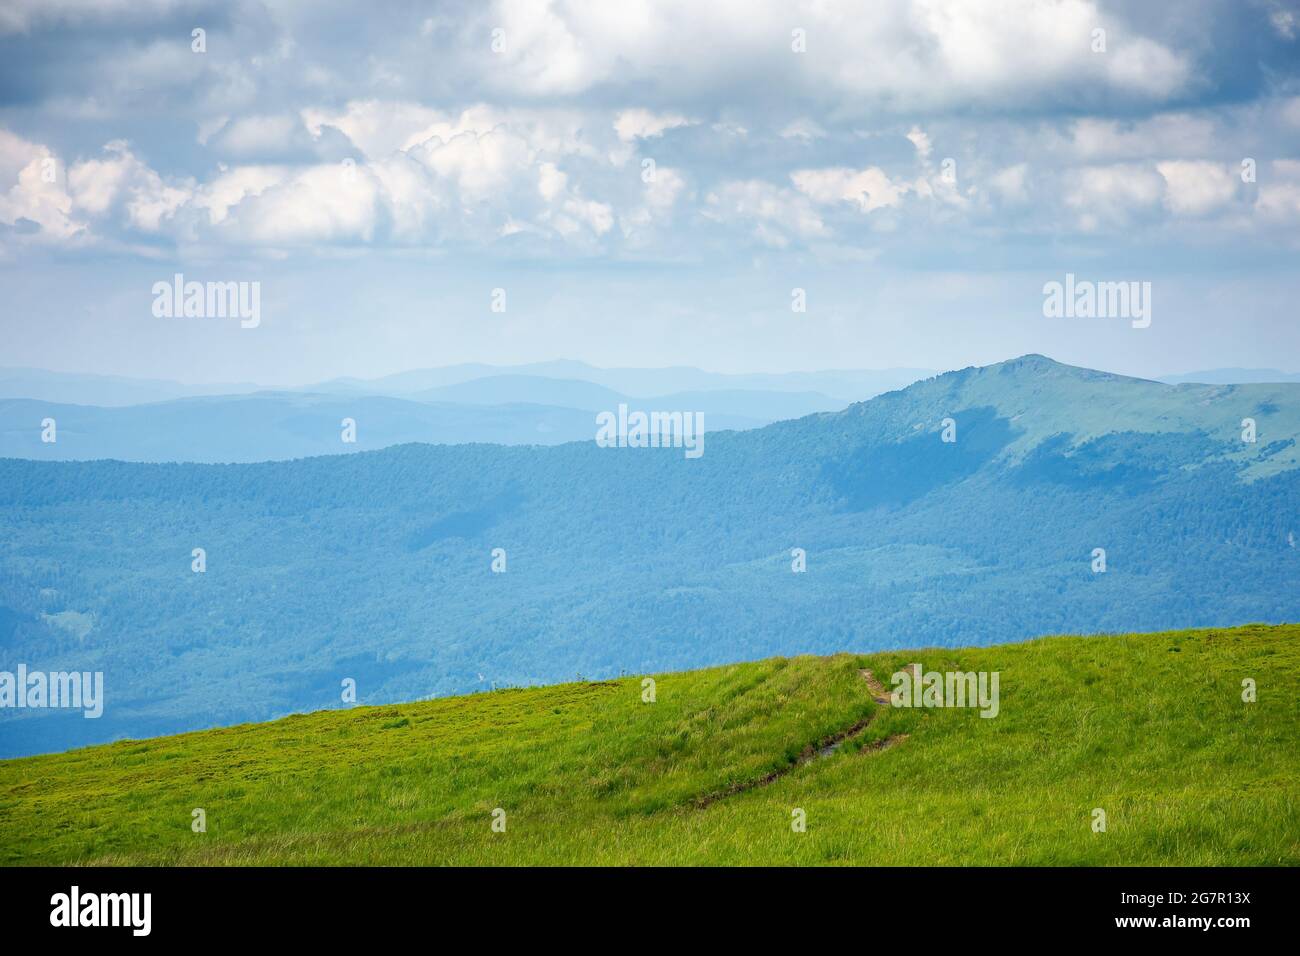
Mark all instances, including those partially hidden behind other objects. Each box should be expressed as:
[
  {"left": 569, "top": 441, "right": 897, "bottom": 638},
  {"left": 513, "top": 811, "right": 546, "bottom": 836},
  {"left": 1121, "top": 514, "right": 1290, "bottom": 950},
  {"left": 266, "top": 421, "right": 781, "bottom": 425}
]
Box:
[{"left": 0, "top": 866, "right": 1289, "bottom": 941}]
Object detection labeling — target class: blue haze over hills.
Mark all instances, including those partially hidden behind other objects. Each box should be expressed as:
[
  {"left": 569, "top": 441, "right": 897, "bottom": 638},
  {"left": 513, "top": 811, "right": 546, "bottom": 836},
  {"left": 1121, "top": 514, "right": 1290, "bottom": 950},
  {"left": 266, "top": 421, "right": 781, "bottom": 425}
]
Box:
[
  {"left": 0, "top": 354, "right": 1298, "bottom": 757},
  {"left": 0, "top": 363, "right": 929, "bottom": 462}
]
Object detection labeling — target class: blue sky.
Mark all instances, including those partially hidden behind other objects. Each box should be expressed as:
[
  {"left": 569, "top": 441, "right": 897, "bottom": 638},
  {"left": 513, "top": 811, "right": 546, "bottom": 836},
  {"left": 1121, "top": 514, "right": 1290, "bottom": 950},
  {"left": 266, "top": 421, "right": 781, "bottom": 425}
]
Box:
[{"left": 1, "top": 0, "right": 1299, "bottom": 385}]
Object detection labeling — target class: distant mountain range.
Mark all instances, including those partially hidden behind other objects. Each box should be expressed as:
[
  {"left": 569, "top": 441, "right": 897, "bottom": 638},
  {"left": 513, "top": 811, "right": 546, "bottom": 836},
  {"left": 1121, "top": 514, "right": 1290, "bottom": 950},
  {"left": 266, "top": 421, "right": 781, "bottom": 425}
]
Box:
[
  {"left": 7, "top": 361, "right": 1296, "bottom": 466},
  {"left": 1, "top": 354, "right": 1296, "bottom": 756},
  {"left": 0, "top": 394, "right": 606, "bottom": 462},
  {"left": 0, "top": 362, "right": 931, "bottom": 406},
  {"left": 0, "top": 363, "right": 930, "bottom": 462},
  {"left": 0, "top": 367, "right": 263, "bottom": 407},
  {"left": 299, "top": 360, "right": 934, "bottom": 404}
]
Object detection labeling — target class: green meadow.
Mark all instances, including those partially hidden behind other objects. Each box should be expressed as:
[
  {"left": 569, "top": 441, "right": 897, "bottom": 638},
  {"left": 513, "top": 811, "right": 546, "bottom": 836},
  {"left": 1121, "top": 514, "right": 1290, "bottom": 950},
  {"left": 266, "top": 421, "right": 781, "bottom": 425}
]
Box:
[{"left": 1, "top": 624, "right": 1296, "bottom": 865}]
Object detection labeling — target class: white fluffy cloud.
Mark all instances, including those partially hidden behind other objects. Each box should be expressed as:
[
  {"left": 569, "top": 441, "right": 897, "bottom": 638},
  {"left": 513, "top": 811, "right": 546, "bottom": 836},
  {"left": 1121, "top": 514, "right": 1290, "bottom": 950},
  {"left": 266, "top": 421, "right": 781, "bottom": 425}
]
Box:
[
  {"left": 1068, "top": 115, "right": 1219, "bottom": 161},
  {"left": 190, "top": 165, "right": 285, "bottom": 226},
  {"left": 792, "top": 166, "right": 909, "bottom": 213},
  {"left": 1256, "top": 160, "right": 1300, "bottom": 225},
  {"left": 2, "top": 94, "right": 1286, "bottom": 256},
  {"left": 301, "top": 101, "right": 445, "bottom": 159},
  {"left": 8, "top": 0, "right": 1294, "bottom": 261},
  {"left": 0, "top": 1, "right": 1290, "bottom": 261},
  {"left": 471, "top": 0, "right": 1192, "bottom": 111},
  {"left": 986, "top": 164, "right": 1029, "bottom": 204},
  {"left": 618, "top": 166, "right": 688, "bottom": 244},
  {"left": 0, "top": 100, "right": 632, "bottom": 249},
  {"left": 1156, "top": 161, "right": 1239, "bottom": 217},
  {"left": 613, "top": 109, "right": 696, "bottom": 142},
  {"left": 0, "top": 129, "right": 79, "bottom": 241},
  {"left": 1, "top": 134, "right": 202, "bottom": 244},
  {"left": 213, "top": 163, "right": 381, "bottom": 244},
  {"left": 704, "top": 180, "right": 827, "bottom": 247},
  {"left": 1065, "top": 163, "right": 1165, "bottom": 230},
  {"left": 67, "top": 141, "right": 192, "bottom": 231}
]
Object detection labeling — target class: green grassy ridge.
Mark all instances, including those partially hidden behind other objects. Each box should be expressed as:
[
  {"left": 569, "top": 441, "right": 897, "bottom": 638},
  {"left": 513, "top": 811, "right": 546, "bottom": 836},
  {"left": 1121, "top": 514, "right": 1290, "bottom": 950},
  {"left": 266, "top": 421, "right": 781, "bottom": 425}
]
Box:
[{"left": 1, "top": 624, "right": 1296, "bottom": 865}]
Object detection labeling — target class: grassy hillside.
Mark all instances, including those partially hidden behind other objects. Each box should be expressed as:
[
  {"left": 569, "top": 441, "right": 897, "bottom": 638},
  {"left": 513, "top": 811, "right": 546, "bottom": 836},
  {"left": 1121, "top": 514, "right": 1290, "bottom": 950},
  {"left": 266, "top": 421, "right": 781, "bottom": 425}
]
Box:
[{"left": 2, "top": 624, "right": 1296, "bottom": 866}]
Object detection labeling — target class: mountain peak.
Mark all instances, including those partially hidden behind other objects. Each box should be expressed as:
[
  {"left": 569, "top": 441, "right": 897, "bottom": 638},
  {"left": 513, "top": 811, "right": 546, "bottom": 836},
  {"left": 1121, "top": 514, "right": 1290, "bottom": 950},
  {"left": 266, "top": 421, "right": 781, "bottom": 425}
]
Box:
[
  {"left": 981, "top": 354, "right": 1157, "bottom": 386},
  {"left": 1002, "top": 353, "right": 1058, "bottom": 369}
]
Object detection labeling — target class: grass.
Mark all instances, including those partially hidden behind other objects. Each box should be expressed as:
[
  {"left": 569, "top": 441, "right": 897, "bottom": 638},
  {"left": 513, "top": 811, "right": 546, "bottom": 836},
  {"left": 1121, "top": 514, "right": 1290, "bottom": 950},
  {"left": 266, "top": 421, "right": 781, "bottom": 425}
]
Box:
[{"left": 1, "top": 624, "right": 1296, "bottom": 865}]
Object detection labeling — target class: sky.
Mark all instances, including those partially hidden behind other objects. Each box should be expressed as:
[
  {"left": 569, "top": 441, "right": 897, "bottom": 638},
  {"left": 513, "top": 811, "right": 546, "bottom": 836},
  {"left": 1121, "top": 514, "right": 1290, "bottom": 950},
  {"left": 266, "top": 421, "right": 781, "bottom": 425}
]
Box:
[{"left": 1, "top": 0, "right": 1299, "bottom": 385}]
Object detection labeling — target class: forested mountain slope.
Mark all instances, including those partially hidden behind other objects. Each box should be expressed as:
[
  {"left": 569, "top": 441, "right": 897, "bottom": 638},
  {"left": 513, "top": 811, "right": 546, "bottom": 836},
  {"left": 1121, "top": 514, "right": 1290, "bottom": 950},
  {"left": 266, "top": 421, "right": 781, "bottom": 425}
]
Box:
[{"left": 1, "top": 355, "right": 1296, "bottom": 755}]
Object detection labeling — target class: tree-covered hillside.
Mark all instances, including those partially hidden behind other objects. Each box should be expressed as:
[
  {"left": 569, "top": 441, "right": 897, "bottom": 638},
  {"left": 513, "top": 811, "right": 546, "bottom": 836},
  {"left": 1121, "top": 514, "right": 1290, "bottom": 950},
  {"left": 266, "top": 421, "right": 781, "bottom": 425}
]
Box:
[{"left": 1, "top": 355, "right": 1297, "bottom": 755}]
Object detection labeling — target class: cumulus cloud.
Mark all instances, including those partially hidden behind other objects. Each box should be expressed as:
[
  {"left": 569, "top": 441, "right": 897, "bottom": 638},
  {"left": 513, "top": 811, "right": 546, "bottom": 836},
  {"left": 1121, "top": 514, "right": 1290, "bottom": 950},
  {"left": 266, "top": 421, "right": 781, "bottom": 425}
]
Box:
[
  {"left": 0, "top": 2, "right": 1295, "bottom": 259},
  {"left": 1156, "top": 160, "right": 1239, "bottom": 217},
  {"left": 212, "top": 163, "right": 380, "bottom": 244},
  {"left": 906, "top": 127, "right": 933, "bottom": 163},
  {"left": 792, "top": 166, "right": 909, "bottom": 213},
  {"left": 190, "top": 164, "right": 286, "bottom": 225},
  {"left": 1256, "top": 160, "right": 1300, "bottom": 224},
  {"left": 618, "top": 166, "right": 688, "bottom": 244},
  {"left": 302, "top": 101, "right": 446, "bottom": 159},
  {"left": 1068, "top": 115, "right": 1219, "bottom": 161},
  {"left": 613, "top": 109, "right": 696, "bottom": 142},
  {"left": 65, "top": 140, "right": 194, "bottom": 234},
  {"left": 0, "top": 129, "right": 79, "bottom": 241},
  {"left": 704, "top": 180, "right": 827, "bottom": 247},
  {"left": 1065, "top": 163, "right": 1165, "bottom": 230},
  {"left": 986, "top": 164, "right": 1029, "bottom": 204},
  {"left": 0, "top": 99, "right": 632, "bottom": 250},
  {"left": 463, "top": 0, "right": 1192, "bottom": 113}
]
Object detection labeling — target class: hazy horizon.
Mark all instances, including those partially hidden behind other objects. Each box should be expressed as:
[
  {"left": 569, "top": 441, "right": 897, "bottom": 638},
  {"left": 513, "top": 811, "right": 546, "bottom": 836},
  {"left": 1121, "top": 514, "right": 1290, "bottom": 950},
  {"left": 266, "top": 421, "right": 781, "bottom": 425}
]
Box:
[{"left": 5, "top": 353, "right": 1300, "bottom": 393}]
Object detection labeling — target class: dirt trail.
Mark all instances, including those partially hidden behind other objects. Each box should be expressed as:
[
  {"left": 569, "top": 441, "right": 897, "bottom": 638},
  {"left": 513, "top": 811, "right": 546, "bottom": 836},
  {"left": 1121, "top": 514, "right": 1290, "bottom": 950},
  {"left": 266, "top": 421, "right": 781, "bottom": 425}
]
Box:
[
  {"left": 693, "top": 667, "right": 908, "bottom": 808},
  {"left": 859, "top": 668, "right": 891, "bottom": 704}
]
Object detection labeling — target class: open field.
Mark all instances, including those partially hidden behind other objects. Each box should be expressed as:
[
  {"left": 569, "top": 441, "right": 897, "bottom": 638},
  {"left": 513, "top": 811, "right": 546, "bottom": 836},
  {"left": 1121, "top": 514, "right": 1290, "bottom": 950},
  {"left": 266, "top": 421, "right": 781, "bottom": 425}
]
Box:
[{"left": 1, "top": 624, "right": 1296, "bottom": 865}]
